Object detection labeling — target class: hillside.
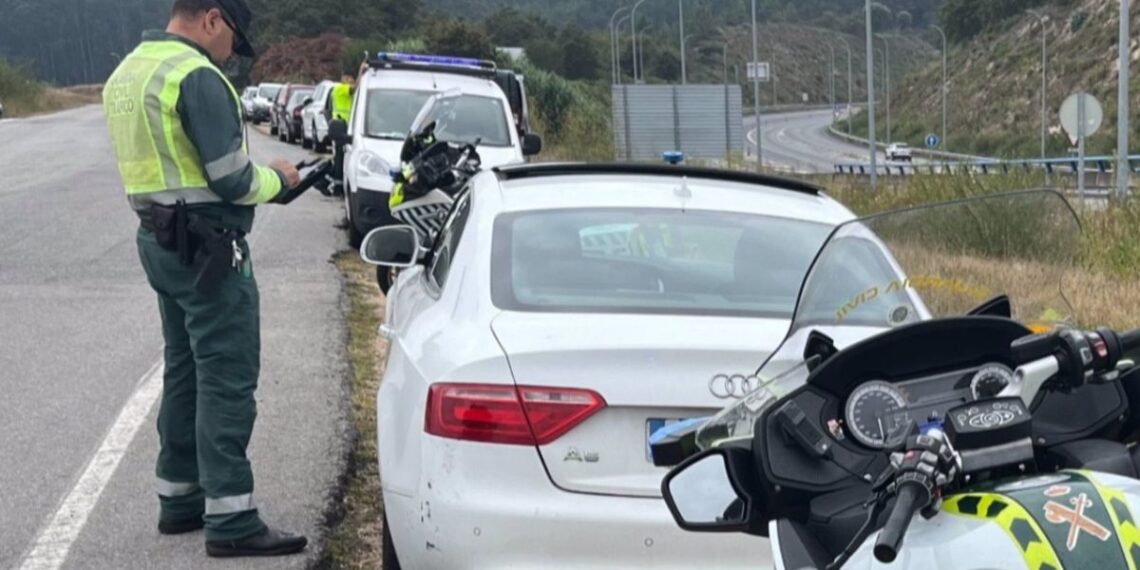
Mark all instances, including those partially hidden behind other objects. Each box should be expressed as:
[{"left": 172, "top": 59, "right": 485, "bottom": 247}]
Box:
[{"left": 848, "top": 0, "right": 1140, "bottom": 157}]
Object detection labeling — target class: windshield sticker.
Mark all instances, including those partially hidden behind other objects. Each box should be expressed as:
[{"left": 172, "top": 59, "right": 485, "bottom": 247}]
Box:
[{"left": 835, "top": 276, "right": 992, "bottom": 322}]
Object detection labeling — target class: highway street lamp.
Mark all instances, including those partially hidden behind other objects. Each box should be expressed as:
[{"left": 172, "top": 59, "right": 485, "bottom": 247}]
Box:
[
  {"left": 866, "top": 0, "right": 878, "bottom": 190},
  {"left": 616, "top": 14, "right": 633, "bottom": 84},
  {"left": 751, "top": 0, "right": 762, "bottom": 167},
  {"left": 931, "top": 24, "right": 947, "bottom": 150},
  {"left": 631, "top": 0, "right": 649, "bottom": 83},
  {"left": 1118, "top": 0, "right": 1130, "bottom": 198},
  {"left": 610, "top": 6, "right": 630, "bottom": 85},
  {"left": 877, "top": 34, "right": 891, "bottom": 143},
  {"left": 679, "top": 0, "right": 687, "bottom": 84},
  {"left": 1028, "top": 9, "right": 1048, "bottom": 161}
]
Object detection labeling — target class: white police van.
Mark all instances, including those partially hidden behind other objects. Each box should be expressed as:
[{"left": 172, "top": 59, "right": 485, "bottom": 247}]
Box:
[{"left": 341, "top": 53, "right": 541, "bottom": 247}]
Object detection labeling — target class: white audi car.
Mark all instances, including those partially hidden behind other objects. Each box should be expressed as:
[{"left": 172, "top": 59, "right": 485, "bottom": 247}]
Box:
[{"left": 361, "top": 163, "right": 857, "bottom": 569}]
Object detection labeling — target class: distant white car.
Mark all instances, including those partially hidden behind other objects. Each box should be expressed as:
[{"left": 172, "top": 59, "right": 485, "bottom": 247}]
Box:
[
  {"left": 886, "top": 142, "right": 913, "bottom": 162},
  {"left": 240, "top": 86, "right": 257, "bottom": 121},
  {"left": 301, "top": 80, "right": 336, "bottom": 152},
  {"left": 360, "top": 163, "right": 857, "bottom": 570},
  {"left": 250, "top": 82, "right": 281, "bottom": 125}
]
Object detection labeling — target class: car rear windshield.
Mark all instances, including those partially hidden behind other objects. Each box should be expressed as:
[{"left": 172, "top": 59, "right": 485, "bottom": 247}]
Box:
[
  {"left": 491, "top": 208, "right": 832, "bottom": 318},
  {"left": 288, "top": 90, "right": 313, "bottom": 107},
  {"left": 258, "top": 85, "right": 281, "bottom": 99},
  {"left": 365, "top": 89, "right": 434, "bottom": 140}
]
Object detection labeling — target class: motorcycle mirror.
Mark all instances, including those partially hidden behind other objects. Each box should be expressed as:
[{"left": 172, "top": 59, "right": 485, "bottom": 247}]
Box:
[
  {"left": 803, "top": 330, "right": 838, "bottom": 372},
  {"left": 360, "top": 225, "right": 425, "bottom": 268},
  {"left": 662, "top": 448, "right": 753, "bottom": 533},
  {"left": 967, "top": 295, "right": 1013, "bottom": 318}
]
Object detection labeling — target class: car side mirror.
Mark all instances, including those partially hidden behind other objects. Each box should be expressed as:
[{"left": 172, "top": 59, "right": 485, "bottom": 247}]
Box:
[
  {"left": 303, "top": 97, "right": 314, "bottom": 106},
  {"left": 522, "top": 133, "right": 543, "bottom": 157},
  {"left": 360, "top": 226, "right": 424, "bottom": 268},
  {"left": 662, "top": 448, "right": 755, "bottom": 533}
]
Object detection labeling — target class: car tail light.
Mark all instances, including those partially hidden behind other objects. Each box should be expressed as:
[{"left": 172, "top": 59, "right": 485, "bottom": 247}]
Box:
[{"left": 426, "top": 383, "right": 605, "bottom": 445}]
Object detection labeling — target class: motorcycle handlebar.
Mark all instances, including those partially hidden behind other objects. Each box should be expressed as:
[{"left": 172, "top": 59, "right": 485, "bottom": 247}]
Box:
[
  {"left": 1120, "top": 329, "right": 1140, "bottom": 354},
  {"left": 873, "top": 483, "right": 925, "bottom": 564}
]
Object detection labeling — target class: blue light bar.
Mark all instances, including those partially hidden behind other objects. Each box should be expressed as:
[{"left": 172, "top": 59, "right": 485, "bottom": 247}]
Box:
[
  {"left": 663, "top": 151, "right": 685, "bottom": 165},
  {"left": 376, "top": 52, "right": 495, "bottom": 69}
]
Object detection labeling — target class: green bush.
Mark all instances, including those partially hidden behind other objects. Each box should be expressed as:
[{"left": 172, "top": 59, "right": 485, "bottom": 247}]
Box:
[{"left": 0, "top": 58, "right": 47, "bottom": 115}]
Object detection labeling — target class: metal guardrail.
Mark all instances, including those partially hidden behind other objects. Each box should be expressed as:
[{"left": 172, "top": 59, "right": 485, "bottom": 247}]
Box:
[{"left": 832, "top": 155, "right": 1140, "bottom": 177}]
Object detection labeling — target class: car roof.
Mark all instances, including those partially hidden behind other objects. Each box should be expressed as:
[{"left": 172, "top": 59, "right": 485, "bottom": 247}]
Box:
[
  {"left": 361, "top": 68, "right": 504, "bottom": 99},
  {"left": 487, "top": 165, "right": 853, "bottom": 226}
]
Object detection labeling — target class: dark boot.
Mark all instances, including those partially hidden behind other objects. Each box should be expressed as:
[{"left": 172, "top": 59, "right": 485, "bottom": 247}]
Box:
[
  {"left": 205, "top": 527, "right": 308, "bottom": 557},
  {"left": 158, "top": 517, "right": 205, "bottom": 535}
]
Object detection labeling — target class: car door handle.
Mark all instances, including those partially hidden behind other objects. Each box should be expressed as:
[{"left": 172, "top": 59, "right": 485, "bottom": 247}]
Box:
[{"left": 379, "top": 323, "right": 395, "bottom": 339}]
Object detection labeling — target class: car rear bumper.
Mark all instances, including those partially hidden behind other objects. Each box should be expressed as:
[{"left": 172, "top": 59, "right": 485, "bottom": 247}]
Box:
[{"left": 382, "top": 437, "right": 770, "bottom": 570}]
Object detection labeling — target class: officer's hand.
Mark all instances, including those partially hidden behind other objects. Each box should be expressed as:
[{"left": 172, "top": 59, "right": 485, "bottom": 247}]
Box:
[{"left": 271, "top": 159, "right": 301, "bottom": 189}]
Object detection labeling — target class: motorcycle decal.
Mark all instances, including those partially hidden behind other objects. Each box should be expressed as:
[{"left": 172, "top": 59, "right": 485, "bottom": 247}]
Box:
[
  {"left": 960, "top": 471, "right": 1131, "bottom": 570},
  {"left": 943, "top": 493, "right": 1062, "bottom": 570},
  {"left": 1081, "top": 471, "right": 1140, "bottom": 570},
  {"left": 1042, "top": 492, "right": 1112, "bottom": 551}
]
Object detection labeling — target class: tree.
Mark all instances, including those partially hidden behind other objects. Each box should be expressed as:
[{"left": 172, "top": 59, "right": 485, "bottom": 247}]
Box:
[
  {"left": 484, "top": 8, "right": 554, "bottom": 46},
  {"left": 424, "top": 19, "right": 496, "bottom": 60},
  {"left": 558, "top": 27, "right": 602, "bottom": 81}
]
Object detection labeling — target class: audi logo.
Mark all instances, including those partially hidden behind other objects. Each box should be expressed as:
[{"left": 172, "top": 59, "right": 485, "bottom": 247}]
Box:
[{"left": 709, "top": 374, "right": 761, "bottom": 399}]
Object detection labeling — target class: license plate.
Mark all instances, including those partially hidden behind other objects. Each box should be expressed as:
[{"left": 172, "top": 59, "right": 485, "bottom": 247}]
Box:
[{"left": 646, "top": 418, "right": 685, "bottom": 462}]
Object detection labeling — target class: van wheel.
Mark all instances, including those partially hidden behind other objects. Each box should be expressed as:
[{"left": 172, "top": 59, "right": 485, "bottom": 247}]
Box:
[{"left": 382, "top": 514, "right": 402, "bottom": 570}]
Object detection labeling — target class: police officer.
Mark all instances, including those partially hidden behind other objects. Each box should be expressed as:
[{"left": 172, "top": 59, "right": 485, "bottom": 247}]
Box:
[
  {"left": 326, "top": 68, "right": 357, "bottom": 196},
  {"left": 102, "top": 0, "right": 307, "bottom": 558}
]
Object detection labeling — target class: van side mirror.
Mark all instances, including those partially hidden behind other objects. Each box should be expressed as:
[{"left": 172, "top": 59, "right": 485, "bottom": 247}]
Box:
[
  {"left": 522, "top": 133, "right": 543, "bottom": 157},
  {"left": 303, "top": 97, "right": 314, "bottom": 106},
  {"left": 360, "top": 226, "right": 424, "bottom": 267}
]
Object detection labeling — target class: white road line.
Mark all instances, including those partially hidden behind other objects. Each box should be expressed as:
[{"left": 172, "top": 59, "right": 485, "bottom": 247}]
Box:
[{"left": 18, "top": 360, "right": 165, "bottom": 570}]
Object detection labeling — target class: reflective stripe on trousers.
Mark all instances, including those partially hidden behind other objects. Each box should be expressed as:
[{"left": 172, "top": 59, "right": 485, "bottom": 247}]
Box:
[
  {"left": 157, "top": 478, "right": 200, "bottom": 497},
  {"left": 206, "top": 493, "right": 255, "bottom": 515}
]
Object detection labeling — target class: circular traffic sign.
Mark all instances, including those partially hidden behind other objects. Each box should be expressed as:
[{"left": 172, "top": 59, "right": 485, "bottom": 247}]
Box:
[{"left": 1059, "top": 92, "right": 1104, "bottom": 144}]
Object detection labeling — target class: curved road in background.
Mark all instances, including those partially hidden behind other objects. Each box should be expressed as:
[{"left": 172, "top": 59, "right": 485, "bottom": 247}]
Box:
[{"left": 746, "top": 109, "right": 887, "bottom": 174}]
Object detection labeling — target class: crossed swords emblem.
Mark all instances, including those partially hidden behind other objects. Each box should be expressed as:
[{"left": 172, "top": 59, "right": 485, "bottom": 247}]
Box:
[{"left": 1043, "top": 486, "right": 1112, "bottom": 551}]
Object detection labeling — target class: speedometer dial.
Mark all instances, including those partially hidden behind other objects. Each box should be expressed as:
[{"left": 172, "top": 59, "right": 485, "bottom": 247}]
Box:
[{"left": 845, "top": 381, "right": 909, "bottom": 449}]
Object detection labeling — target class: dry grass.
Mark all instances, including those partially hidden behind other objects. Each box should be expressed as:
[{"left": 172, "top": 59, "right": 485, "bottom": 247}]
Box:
[
  {"left": 320, "top": 252, "right": 387, "bottom": 569},
  {"left": 2, "top": 84, "right": 102, "bottom": 118}
]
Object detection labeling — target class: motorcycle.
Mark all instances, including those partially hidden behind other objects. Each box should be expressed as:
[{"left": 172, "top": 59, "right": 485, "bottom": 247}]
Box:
[
  {"left": 377, "top": 90, "right": 482, "bottom": 294},
  {"left": 655, "top": 190, "right": 1140, "bottom": 570}
]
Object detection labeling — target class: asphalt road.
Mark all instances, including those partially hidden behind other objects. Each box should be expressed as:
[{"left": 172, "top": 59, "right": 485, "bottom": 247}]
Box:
[
  {"left": 0, "top": 105, "right": 350, "bottom": 569},
  {"left": 745, "top": 108, "right": 888, "bottom": 173}
]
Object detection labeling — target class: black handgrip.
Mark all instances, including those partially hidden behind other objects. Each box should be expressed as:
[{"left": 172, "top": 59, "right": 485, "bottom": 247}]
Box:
[
  {"left": 874, "top": 483, "right": 924, "bottom": 563},
  {"left": 1120, "top": 329, "right": 1140, "bottom": 354}
]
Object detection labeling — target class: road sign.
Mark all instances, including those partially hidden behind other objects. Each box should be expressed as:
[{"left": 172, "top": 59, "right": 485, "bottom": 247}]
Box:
[
  {"left": 926, "top": 134, "right": 940, "bottom": 149},
  {"left": 747, "top": 62, "right": 770, "bottom": 82},
  {"left": 1060, "top": 92, "right": 1103, "bottom": 145}
]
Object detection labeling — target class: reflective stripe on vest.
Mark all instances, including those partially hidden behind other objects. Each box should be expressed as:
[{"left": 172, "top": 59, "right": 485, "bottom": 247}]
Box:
[{"left": 103, "top": 40, "right": 244, "bottom": 208}]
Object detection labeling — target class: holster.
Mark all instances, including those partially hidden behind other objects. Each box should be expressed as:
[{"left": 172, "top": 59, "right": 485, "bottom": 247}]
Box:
[
  {"left": 139, "top": 202, "right": 240, "bottom": 294},
  {"left": 186, "top": 217, "right": 239, "bottom": 294}
]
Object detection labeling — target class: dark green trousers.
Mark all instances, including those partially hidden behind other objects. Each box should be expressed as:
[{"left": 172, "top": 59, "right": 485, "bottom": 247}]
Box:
[{"left": 136, "top": 228, "right": 266, "bottom": 541}]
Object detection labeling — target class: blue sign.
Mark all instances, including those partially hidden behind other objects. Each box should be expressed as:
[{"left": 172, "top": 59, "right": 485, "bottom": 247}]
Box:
[{"left": 926, "top": 134, "right": 940, "bottom": 149}]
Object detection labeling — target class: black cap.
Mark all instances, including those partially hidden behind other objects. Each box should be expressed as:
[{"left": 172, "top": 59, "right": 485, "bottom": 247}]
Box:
[{"left": 215, "top": 0, "right": 255, "bottom": 58}]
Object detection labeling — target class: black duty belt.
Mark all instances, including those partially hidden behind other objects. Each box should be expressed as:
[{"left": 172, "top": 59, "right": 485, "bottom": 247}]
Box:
[{"left": 137, "top": 201, "right": 246, "bottom": 294}]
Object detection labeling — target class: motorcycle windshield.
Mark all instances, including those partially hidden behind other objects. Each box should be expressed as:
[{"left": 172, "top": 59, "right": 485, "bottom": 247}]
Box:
[
  {"left": 408, "top": 88, "right": 510, "bottom": 147},
  {"left": 696, "top": 189, "right": 1081, "bottom": 450}
]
